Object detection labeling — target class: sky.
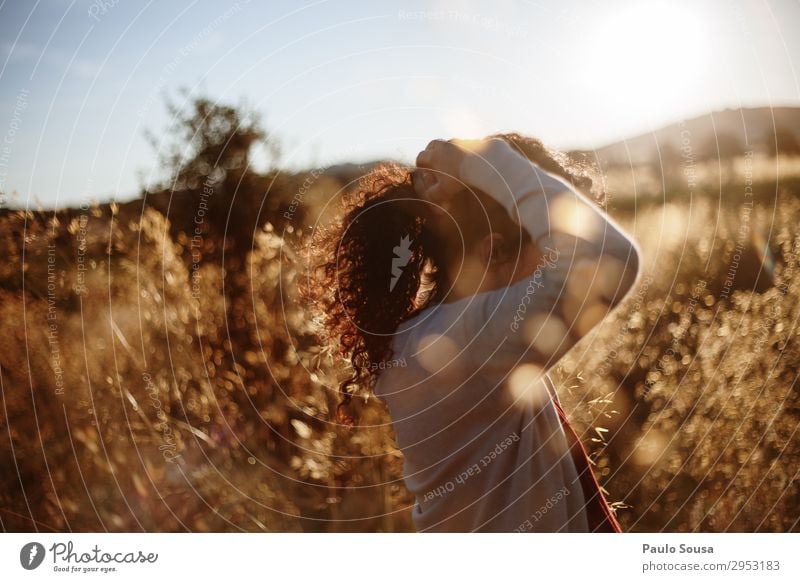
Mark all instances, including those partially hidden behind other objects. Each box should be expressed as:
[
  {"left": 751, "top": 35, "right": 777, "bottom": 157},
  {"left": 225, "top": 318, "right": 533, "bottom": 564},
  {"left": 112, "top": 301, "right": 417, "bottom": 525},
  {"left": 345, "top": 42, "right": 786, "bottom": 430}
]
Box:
[{"left": 1, "top": 0, "right": 799, "bottom": 207}]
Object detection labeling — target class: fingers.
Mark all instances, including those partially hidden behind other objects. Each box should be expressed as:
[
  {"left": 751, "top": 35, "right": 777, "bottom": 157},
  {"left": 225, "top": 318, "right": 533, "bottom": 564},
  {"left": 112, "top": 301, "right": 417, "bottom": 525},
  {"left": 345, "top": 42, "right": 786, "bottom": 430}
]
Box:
[
  {"left": 416, "top": 139, "right": 447, "bottom": 168},
  {"left": 414, "top": 140, "right": 447, "bottom": 199},
  {"left": 415, "top": 149, "right": 431, "bottom": 169},
  {"left": 413, "top": 138, "right": 471, "bottom": 200}
]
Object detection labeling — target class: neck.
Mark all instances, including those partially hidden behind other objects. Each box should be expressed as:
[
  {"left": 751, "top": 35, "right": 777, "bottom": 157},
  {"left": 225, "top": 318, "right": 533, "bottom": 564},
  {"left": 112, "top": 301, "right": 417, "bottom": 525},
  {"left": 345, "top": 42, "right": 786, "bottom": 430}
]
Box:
[{"left": 441, "top": 242, "right": 542, "bottom": 303}]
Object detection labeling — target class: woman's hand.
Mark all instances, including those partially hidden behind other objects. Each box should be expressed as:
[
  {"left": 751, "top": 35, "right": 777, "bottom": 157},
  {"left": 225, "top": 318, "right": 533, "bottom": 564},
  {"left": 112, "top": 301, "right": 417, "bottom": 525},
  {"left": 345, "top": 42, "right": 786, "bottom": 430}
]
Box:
[
  {"left": 413, "top": 138, "right": 511, "bottom": 202},
  {"left": 413, "top": 139, "right": 465, "bottom": 202}
]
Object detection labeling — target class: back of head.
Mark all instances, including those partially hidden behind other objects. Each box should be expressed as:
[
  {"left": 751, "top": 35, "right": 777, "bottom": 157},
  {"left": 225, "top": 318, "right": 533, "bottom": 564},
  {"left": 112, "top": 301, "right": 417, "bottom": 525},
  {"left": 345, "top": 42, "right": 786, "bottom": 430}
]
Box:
[{"left": 303, "top": 133, "right": 600, "bottom": 423}]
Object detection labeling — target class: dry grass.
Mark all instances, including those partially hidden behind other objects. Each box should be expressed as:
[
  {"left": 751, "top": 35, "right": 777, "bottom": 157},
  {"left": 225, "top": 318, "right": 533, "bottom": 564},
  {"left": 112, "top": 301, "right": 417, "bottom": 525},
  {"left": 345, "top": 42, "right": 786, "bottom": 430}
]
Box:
[{"left": 0, "top": 169, "right": 798, "bottom": 532}]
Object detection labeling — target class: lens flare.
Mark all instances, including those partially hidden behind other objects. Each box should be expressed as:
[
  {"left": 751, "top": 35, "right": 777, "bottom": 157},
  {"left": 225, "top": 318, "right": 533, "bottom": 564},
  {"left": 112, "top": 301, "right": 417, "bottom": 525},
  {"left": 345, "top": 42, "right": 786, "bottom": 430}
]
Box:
[{"left": 508, "top": 364, "right": 548, "bottom": 408}]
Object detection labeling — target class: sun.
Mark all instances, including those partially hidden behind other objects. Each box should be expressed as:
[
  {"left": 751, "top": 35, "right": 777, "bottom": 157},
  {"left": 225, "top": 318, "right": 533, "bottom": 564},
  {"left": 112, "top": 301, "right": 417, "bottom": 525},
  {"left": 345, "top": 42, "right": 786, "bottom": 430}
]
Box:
[{"left": 580, "top": 1, "right": 710, "bottom": 115}]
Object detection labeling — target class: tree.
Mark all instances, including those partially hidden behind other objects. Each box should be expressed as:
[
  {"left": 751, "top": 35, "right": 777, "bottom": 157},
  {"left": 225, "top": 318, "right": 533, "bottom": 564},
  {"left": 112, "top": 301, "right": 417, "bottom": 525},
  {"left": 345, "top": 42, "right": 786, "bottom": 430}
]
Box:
[
  {"left": 142, "top": 92, "right": 283, "bottom": 272},
  {"left": 146, "top": 91, "right": 276, "bottom": 191}
]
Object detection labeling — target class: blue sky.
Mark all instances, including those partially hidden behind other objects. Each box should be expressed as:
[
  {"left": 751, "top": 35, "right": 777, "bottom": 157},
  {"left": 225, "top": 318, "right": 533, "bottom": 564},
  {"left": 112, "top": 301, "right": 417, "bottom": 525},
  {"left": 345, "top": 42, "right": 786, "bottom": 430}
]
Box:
[{"left": 1, "top": 0, "right": 799, "bottom": 207}]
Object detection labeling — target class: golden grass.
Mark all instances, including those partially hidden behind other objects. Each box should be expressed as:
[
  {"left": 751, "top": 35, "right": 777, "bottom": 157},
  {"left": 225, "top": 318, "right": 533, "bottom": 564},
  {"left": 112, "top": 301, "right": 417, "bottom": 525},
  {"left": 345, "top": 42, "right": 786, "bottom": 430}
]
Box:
[{"left": 0, "top": 173, "right": 798, "bottom": 532}]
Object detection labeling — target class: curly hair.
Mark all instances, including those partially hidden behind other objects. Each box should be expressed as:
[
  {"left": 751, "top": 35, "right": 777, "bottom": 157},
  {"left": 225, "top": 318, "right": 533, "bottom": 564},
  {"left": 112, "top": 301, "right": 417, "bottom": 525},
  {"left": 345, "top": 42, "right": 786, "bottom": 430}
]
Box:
[{"left": 304, "top": 133, "right": 601, "bottom": 424}]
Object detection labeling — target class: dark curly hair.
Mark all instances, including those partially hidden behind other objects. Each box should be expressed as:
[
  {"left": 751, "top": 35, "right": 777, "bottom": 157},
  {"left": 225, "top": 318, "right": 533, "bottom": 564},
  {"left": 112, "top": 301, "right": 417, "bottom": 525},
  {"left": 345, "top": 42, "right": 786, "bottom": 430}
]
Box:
[{"left": 304, "top": 133, "right": 600, "bottom": 424}]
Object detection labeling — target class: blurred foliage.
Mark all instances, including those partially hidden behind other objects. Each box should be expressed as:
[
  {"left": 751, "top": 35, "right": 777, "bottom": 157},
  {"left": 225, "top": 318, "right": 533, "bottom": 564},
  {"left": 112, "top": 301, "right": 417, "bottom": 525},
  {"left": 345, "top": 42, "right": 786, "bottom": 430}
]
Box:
[{"left": 0, "top": 97, "right": 798, "bottom": 532}]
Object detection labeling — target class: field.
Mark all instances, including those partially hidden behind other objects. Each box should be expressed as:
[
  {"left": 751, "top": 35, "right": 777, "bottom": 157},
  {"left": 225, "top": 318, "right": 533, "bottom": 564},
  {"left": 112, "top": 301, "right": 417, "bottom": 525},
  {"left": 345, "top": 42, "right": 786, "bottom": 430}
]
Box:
[{"left": 1, "top": 147, "right": 799, "bottom": 532}]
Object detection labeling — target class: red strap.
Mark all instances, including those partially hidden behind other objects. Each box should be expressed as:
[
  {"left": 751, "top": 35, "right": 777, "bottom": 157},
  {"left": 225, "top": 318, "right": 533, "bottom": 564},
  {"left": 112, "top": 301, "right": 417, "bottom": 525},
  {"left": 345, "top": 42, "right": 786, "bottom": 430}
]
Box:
[{"left": 551, "top": 398, "right": 622, "bottom": 533}]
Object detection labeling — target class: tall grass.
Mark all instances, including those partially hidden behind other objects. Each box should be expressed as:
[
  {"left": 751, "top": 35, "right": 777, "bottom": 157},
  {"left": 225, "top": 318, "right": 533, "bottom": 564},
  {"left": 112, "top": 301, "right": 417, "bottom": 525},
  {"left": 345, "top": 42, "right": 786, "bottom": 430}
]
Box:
[{"left": 0, "top": 172, "right": 797, "bottom": 532}]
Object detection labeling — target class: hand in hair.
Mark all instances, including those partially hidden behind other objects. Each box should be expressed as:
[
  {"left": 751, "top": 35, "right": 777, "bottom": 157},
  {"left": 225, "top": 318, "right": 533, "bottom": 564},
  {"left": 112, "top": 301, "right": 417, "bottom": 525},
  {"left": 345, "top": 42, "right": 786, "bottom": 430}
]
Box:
[{"left": 413, "top": 137, "right": 514, "bottom": 202}]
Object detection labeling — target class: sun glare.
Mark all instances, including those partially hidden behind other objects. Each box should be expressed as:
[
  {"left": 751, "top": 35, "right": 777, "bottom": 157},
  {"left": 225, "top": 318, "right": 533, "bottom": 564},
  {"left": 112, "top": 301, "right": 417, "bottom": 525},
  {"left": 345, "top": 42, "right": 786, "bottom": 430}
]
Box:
[{"left": 581, "top": 1, "right": 709, "bottom": 114}]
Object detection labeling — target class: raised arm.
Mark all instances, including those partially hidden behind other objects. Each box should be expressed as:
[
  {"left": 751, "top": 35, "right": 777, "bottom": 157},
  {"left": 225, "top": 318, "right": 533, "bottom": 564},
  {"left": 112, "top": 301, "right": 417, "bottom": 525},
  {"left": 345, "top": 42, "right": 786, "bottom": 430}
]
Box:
[{"left": 415, "top": 138, "right": 641, "bottom": 374}]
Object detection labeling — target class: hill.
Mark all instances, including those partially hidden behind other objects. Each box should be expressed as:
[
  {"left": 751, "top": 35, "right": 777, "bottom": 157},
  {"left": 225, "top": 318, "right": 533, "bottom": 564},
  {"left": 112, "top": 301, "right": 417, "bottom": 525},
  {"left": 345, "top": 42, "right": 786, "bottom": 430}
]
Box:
[{"left": 577, "top": 106, "right": 800, "bottom": 167}]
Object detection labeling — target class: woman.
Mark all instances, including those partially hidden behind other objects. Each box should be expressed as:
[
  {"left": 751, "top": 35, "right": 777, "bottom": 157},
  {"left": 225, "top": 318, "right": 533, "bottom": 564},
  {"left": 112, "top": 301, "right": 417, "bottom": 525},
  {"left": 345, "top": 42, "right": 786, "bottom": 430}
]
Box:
[{"left": 308, "top": 134, "right": 641, "bottom": 532}]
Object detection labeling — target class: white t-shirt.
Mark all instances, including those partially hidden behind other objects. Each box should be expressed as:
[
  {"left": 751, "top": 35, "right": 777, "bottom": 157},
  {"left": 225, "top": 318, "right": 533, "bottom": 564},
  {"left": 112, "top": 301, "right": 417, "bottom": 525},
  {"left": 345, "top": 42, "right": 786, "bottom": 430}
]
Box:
[{"left": 374, "top": 140, "right": 641, "bottom": 532}]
